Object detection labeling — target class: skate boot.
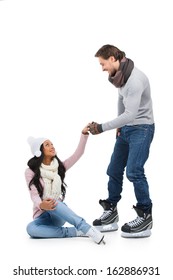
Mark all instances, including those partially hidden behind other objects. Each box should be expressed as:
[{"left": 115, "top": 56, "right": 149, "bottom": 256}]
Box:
[
  {"left": 86, "top": 227, "right": 105, "bottom": 244},
  {"left": 121, "top": 206, "right": 153, "bottom": 238},
  {"left": 76, "top": 230, "right": 89, "bottom": 238},
  {"left": 93, "top": 199, "right": 119, "bottom": 232}
]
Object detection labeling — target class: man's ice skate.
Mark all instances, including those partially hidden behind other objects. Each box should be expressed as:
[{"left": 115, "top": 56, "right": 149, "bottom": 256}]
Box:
[
  {"left": 121, "top": 206, "right": 153, "bottom": 238},
  {"left": 93, "top": 199, "right": 119, "bottom": 232}
]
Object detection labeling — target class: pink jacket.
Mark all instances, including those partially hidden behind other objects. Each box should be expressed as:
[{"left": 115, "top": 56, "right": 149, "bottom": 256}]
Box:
[{"left": 25, "top": 134, "right": 89, "bottom": 219}]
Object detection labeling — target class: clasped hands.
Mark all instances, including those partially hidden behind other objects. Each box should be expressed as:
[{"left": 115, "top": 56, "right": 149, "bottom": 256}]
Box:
[
  {"left": 82, "top": 122, "right": 103, "bottom": 135},
  {"left": 40, "top": 198, "right": 58, "bottom": 211}
]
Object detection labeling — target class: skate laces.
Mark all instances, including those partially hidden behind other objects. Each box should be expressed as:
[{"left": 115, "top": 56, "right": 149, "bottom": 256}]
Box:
[
  {"left": 99, "top": 209, "right": 113, "bottom": 220},
  {"left": 127, "top": 216, "right": 145, "bottom": 228}
]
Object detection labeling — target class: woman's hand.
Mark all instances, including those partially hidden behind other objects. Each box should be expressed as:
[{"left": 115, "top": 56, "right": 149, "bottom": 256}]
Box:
[
  {"left": 40, "top": 198, "right": 58, "bottom": 210},
  {"left": 82, "top": 123, "right": 91, "bottom": 135}
]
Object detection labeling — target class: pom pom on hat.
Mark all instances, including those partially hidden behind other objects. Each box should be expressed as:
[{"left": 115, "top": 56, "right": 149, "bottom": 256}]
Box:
[{"left": 27, "top": 136, "right": 48, "bottom": 157}]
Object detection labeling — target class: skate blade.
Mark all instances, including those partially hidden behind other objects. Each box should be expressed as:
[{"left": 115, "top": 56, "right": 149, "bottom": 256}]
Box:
[
  {"left": 121, "top": 229, "right": 151, "bottom": 238},
  {"left": 98, "top": 236, "right": 106, "bottom": 245},
  {"left": 95, "top": 222, "right": 118, "bottom": 232}
]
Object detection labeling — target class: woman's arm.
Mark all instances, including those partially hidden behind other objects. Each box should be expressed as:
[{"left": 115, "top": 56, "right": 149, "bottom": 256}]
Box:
[
  {"left": 25, "top": 168, "right": 42, "bottom": 209},
  {"left": 25, "top": 168, "right": 57, "bottom": 211},
  {"left": 63, "top": 125, "right": 90, "bottom": 171}
]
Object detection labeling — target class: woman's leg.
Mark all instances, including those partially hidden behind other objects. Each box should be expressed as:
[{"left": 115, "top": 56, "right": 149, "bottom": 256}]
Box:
[
  {"left": 26, "top": 211, "right": 77, "bottom": 238},
  {"left": 49, "top": 201, "right": 91, "bottom": 235},
  {"left": 27, "top": 202, "right": 91, "bottom": 238},
  {"left": 49, "top": 202, "right": 105, "bottom": 244}
]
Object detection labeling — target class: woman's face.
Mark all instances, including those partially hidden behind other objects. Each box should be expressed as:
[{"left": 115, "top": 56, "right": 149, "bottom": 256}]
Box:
[{"left": 42, "top": 140, "right": 56, "bottom": 158}]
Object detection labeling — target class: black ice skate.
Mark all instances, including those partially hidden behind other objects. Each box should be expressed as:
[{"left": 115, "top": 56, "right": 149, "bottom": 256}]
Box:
[
  {"left": 121, "top": 206, "right": 153, "bottom": 238},
  {"left": 93, "top": 199, "right": 119, "bottom": 232}
]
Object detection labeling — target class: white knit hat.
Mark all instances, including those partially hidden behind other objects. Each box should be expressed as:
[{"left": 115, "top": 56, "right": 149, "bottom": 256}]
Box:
[{"left": 27, "top": 136, "right": 48, "bottom": 157}]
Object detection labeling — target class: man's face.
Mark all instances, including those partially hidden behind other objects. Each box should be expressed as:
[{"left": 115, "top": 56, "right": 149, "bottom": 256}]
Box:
[{"left": 98, "top": 56, "right": 118, "bottom": 76}]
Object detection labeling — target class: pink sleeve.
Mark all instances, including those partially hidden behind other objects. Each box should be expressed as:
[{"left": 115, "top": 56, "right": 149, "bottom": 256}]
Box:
[
  {"left": 63, "top": 133, "right": 89, "bottom": 171},
  {"left": 25, "top": 168, "right": 42, "bottom": 209}
]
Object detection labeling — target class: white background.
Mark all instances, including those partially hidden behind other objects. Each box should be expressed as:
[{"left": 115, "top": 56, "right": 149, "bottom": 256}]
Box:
[{"left": 0, "top": 0, "right": 172, "bottom": 279}]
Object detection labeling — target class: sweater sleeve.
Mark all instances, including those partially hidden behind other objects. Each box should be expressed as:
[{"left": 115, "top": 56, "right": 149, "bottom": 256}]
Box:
[
  {"left": 118, "top": 93, "right": 125, "bottom": 116},
  {"left": 63, "top": 133, "right": 89, "bottom": 171},
  {"left": 25, "top": 168, "right": 42, "bottom": 210},
  {"left": 102, "top": 79, "right": 143, "bottom": 131}
]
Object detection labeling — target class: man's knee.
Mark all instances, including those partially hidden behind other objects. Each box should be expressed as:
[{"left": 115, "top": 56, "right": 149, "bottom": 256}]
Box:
[{"left": 126, "top": 170, "right": 136, "bottom": 182}]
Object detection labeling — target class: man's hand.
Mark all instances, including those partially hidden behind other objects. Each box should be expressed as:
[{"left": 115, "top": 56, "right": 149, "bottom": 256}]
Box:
[
  {"left": 89, "top": 122, "right": 103, "bottom": 135},
  {"left": 116, "top": 128, "right": 121, "bottom": 138}
]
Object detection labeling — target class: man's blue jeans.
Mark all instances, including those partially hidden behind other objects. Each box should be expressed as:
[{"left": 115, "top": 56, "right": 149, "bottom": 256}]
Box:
[
  {"left": 107, "top": 124, "right": 155, "bottom": 212},
  {"left": 26, "top": 201, "right": 91, "bottom": 238}
]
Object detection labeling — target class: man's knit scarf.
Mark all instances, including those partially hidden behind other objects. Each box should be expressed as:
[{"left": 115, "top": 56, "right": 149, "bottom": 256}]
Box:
[
  {"left": 40, "top": 158, "right": 62, "bottom": 200},
  {"left": 108, "top": 57, "right": 134, "bottom": 88}
]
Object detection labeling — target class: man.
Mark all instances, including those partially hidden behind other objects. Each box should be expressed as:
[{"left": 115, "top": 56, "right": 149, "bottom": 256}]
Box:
[{"left": 89, "top": 44, "right": 155, "bottom": 238}]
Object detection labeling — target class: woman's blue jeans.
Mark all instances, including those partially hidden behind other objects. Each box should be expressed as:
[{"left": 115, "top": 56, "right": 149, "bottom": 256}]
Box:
[
  {"left": 107, "top": 124, "right": 155, "bottom": 212},
  {"left": 26, "top": 201, "right": 91, "bottom": 238}
]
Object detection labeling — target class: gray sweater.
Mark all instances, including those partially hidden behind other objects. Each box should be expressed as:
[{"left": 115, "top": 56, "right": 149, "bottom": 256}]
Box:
[{"left": 102, "top": 67, "right": 154, "bottom": 132}]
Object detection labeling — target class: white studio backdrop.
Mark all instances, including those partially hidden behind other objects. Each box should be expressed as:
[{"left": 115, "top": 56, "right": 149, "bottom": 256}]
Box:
[{"left": 0, "top": 0, "right": 172, "bottom": 279}]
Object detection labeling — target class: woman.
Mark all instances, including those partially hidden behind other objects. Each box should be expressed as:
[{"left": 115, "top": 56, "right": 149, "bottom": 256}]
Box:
[{"left": 25, "top": 124, "right": 105, "bottom": 244}]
